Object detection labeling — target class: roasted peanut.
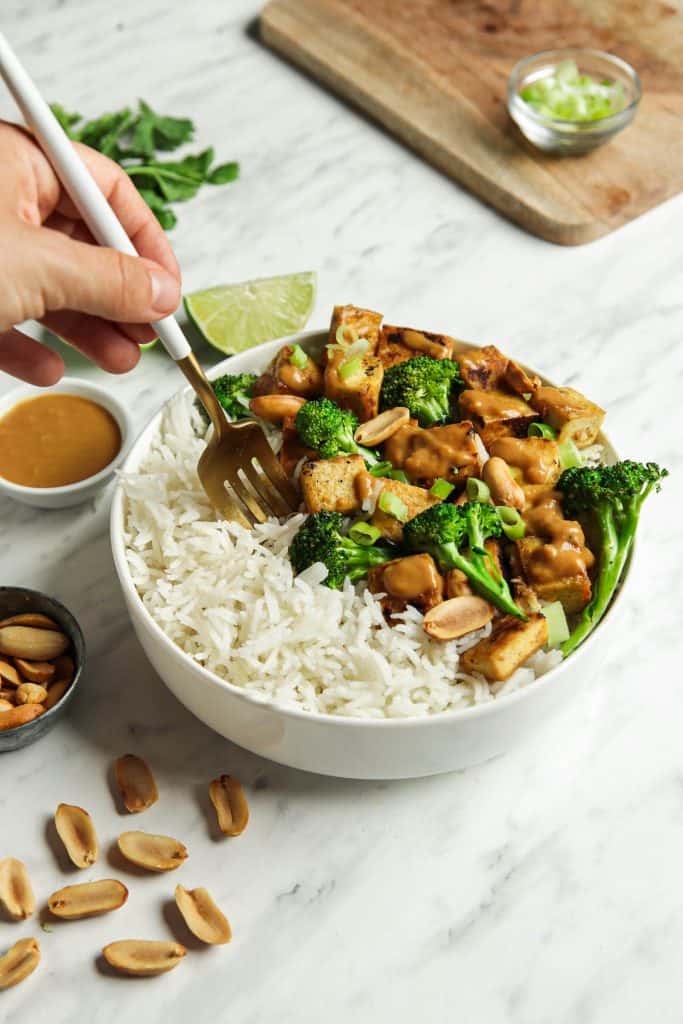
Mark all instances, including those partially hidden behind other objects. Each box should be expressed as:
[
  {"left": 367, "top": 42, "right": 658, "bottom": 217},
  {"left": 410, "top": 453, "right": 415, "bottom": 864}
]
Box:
[
  {"left": 175, "top": 885, "right": 231, "bottom": 945},
  {"left": 482, "top": 457, "right": 526, "bottom": 510},
  {"left": 354, "top": 406, "right": 410, "bottom": 446},
  {"left": 0, "top": 699, "right": 14, "bottom": 712},
  {"left": 0, "top": 938, "right": 40, "bottom": 990},
  {"left": 55, "top": 804, "right": 98, "bottom": 868},
  {"left": 0, "top": 705, "right": 44, "bottom": 731},
  {"left": 117, "top": 831, "right": 188, "bottom": 872},
  {"left": 114, "top": 755, "right": 158, "bottom": 813},
  {"left": 48, "top": 879, "right": 128, "bottom": 919},
  {"left": 0, "top": 626, "right": 69, "bottom": 661},
  {"left": 45, "top": 680, "right": 69, "bottom": 711},
  {"left": 52, "top": 654, "right": 75, "bottom": 685},
  {"left": 0, "top": 613, "right": 58, "bottom": 630},
  {"left": 249, "top": 394, "right": 306, "bottom": 422},
  {"left": 423, "top": 596, "right": 494, "bottom": 641},
  {"left": 102, "top": 939, "right": 186, "bottom": 977},
  {"left": 13, "top": 658, "right": 55, "bottom": 685},
  {"left": 0, "top": 659, "right": 20, "bottom": 687},
  {"left": 209, "top": 775, "right": 249, "bottom": 836},
  {"left": 0, "top": 859, "right": 35, "bottom": 921},
  {"left": 15, "top": 683, "right": 48, "bottom": 706}
]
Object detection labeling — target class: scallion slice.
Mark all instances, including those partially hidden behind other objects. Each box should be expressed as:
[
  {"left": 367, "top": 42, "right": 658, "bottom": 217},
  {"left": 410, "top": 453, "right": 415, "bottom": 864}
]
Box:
[
  {"left": 541, "top": 601, "right": 570, "bottom": 648},
  {"left": 336, "top": 324, "right": 358, "bottom": 347},
  {"left": 558, "top": 439, "right": 582, "bottom": 470},
  {"left": 289, "top": 344, "right": 308, "bottom": 370},
  {"left": 339, "top": 356, "right": 363, "bottom": 381},
  {"left": 349, "top": 521, "right": 382, "bottom": 547},
  {"left": 528, "top": 422, "right": 557, "bottom": 440},
  {"left": 369, "top": 461, "right": 393, "bottom": 478},
  {"left": 496, "top": 505, "right": 525, "bottom": 540},
  {"left": 466, "top": 477, "right": 491, "bottom": 502},
  {"left": 430, "top": 478, "right": 454, "bottom": 499},
  {"left": 378, "top": 490, "right": 408, "bottom": 522}
]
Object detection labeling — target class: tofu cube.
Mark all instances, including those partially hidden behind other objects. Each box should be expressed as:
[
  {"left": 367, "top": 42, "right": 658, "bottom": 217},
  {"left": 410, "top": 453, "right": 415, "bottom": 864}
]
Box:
[
  {"left": 367, "top": 553, "right": 443, "bottom": 619},
  {"left": 328, "top": 304, "right": 383, "bottom": 354},
  {"left": 377, "top": 325, "right": 455, "bottom": 369},
  {"left": 324, "top": 353, "right": 384, "bottom": 422},
  {"left": 460, "top": 613, "right": 549, "bottom": 681},
  {"left": 489, "top": 436, "right": 561, "bottom": 487},
  {"left": 458, "top": 389, "right": 537, "bottom": 448},
  {"left": 300, "top": 454, "right": 366, "bottom": 514},
  {"left": 530, "top": 386, "right": 605, "bottom": 449},
  {"left": 516, "top": 536, "right": 592, "bottom": 614},
  {"left": 457, "top": 345, "right": 509, "bottom": 391},
  {"left": 370, "top": 477, "right": 440, "bottom": 543},
  {"left": 384, "top": 420, "right": 480, "bottom": 487}
]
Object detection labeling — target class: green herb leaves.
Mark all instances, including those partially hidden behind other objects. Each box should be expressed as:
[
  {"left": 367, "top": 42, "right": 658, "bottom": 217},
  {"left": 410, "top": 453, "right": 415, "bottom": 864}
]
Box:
[{"left": 50, "top": 98, "right": 239, "bottom": 230}]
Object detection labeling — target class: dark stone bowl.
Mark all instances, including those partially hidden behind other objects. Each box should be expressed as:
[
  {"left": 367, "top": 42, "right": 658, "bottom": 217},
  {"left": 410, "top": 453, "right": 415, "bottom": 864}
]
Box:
[{"left": 0, "top": 587, "right": 85, "bottom": 753}]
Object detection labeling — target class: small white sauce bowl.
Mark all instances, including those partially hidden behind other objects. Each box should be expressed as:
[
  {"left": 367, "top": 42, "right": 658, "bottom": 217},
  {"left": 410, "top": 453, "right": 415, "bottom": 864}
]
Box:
[{"left": 0, "top": 376, "right": 133, "bottom": 509}]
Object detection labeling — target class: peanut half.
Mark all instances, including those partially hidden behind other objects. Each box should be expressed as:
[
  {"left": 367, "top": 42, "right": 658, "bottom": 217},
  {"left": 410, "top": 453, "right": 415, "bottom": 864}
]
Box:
[
  {"left": 0, "top": 699, "right": 14, "bottom": 712},
  {"left": 209, "top": 775, "right": 249, "bottom": 837},
  {"left": 45, "top": 681, "right": 69, "bottom": 711},
  {"left": 0, "top": 705, "right": 44, "bottom": 731},
  {"left": 52, "top": 654, "right": 75, "bottom": 685},
  {"left": 0, "top": 613, "right": 59, "bottom": 630},
  {"left": 482, "top": 457, "right": 526, "bottom": 510},
  {"left": 175, "top": 885, "right": 231, "bottom": 945},
  {"left": 0, "top": 858, "right": 35, "bottom": 921},
  {"left": 0, "top": 938, "right": 40, "bottom": 990},
  {"left": 15, "top": 683, "right": 48, "bottom": 706},
  {"left": 102, "top": 940, "right": 186, "bottom": 977},
  {"left": 114, "top": 755, "right": 158, "bottom": 814},
  {"left": 117, "top": 831, "right": 188, "bottom": 872},
  {"left": 0, "top": 626, "right": 69, "bottom": 661},
  {"left": 423, "top": 596, "right": 494, "bottom": 641},
  {"left": 13, "top": 659, "right": 55, "bottom": 685},
  {"left": 0, "top": 659, "right": 20, "bottom": 687},
  {"left": 249, "top": 394, "right": 306, "bottom": 422},
  {"left": 55, "top": 803, "right": 99, "bottom": 869},
  {"left": 354, "top": 406, "right": 410, "bottom": 446},
  {"left": 48, "top": 879, "right": 128, "bottom": 920}
]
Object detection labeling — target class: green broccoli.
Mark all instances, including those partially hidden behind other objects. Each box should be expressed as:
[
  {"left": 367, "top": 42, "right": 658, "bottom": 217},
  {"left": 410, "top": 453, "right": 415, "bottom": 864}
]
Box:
[
  {"left": 557, "top": 460, "right": 667, "bottom": 656},
  {"left": 380, "top": 356, "right": 462, "bottom": 427},
  {"left": 403, "top": 501, "right": 525, "bottom": 619},
  {"left": 197, "top": 373, "right": 257, "bottom": 425},
  {"left": 289, "top": 511, "right": 393, "bottom": 589},
  {"left": 295, "top": 397, "right": 379, "bottom": 465}
]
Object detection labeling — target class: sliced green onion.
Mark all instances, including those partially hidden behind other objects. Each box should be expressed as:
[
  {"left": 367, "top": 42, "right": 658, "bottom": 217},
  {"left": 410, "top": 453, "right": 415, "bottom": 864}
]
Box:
[
  {"left": 528, "top": 422, "right": 556, "bottom": 440},
  {"left": 349, "top": 521, "right": 382, "bottom": 547},
  {"left": 344, "top": 338, "right": 369, "bottom": 361},
  {"left": 496, "top": 506, "right": 525, "bottom": 540},
  {"left": 466, "top": 477, "right": 491, "bottom": 502},
  {"left": 336, "top": 324, "right": 358, "bottom": 347},
  {"left": 369, "top": 461, "right": 393, "bottom": 478},
  {"left": 339, "top": 357, "right": 363, "bottom": 381},
  {"left": 430, "top": 478, "right": 454, "bottom": 499},
  {"left": 289, "top": 344, "right": 308, "bottom": 370},
  {"left": 387, "top": 469, "right": 409, "bottom": 484},
  {"left": 378, "top": 490, "right": 409, "bottom": 522},
  {"left": 541, "top": 601, "right": 570, "bottom": 648},
  {"left": 520, "top": 60, "right": 626, "bottom": 123},
  {"left": 558, "top": 439, "right": 582, "bottom": 470}
]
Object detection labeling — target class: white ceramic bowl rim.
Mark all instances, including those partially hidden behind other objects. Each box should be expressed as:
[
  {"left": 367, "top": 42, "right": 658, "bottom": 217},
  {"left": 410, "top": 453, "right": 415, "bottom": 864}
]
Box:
[
  {"left": 0, "top": 376, "right": 133, "bottom": 497},
  {"left": 110, "top": 329, "right": 630, "bottom": 732}
]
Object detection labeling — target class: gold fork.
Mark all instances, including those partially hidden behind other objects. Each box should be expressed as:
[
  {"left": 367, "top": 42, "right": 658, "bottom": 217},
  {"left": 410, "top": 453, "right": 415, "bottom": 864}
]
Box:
[{"left": 0, "top": 33, "right": 298, "bottom": 527}]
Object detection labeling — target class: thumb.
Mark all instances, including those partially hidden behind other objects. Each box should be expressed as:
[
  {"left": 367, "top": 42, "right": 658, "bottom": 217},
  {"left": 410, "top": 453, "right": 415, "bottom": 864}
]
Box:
[{"left": 35, "top": 226, "right": 181, "bottom": 323}]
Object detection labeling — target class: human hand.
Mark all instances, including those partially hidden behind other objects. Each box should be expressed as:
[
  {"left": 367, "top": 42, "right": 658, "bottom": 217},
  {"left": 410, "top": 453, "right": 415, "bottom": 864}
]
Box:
[{"left": 0, "top": 120, "right": 182, "bottom": 385}]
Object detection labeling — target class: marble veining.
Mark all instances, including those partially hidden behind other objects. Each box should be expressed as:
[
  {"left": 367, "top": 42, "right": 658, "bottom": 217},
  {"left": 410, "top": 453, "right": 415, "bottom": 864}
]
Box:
[{"left": 0, "top": 1, "right": 682, "bottom": 1021}]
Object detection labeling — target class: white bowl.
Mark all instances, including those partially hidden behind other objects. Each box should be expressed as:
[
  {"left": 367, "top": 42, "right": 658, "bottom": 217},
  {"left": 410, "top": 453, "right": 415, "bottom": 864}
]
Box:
[
  {"left": 0, "top": 377, "right": 133, "bottom": 509},
  {"left": 110, "top": 331, "right": 627, "bottom": 779}
]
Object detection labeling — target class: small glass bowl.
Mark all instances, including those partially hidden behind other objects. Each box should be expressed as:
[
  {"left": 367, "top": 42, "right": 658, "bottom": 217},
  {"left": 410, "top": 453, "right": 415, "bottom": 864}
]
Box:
[{"left": 508, "top": 48, "right": 642, "bottom": 155}]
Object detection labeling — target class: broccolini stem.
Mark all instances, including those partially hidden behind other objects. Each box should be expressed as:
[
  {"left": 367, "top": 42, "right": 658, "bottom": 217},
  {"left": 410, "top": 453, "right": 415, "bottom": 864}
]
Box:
[{"left": 441, "top": 546, "right": 526, "bottom": 620}]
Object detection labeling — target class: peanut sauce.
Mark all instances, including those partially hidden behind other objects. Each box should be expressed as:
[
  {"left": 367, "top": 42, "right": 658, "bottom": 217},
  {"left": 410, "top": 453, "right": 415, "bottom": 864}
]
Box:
[
  {"left": 459, "top": 389, "right": 535, "bottom": 424},
  {"left": 0, "top": 394, "right": 121, "bottom": 488},
  {"left": 384, "top": 420, "right": 478, "bottom": 484},
  {"left": 382, "top": 554, "right": 442, "bottom": 601},
  {"left": 489, "top": 437, "right": 561, "bottom": 486},
  {"left": 522, "top": 491, "right": 595, "bottom": 580}
]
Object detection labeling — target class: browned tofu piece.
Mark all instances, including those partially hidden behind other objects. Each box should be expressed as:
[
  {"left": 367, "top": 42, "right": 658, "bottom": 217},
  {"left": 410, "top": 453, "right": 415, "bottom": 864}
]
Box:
[
  {"left": 300, "top": 455, "right": 365, "bottom": 514},
  {"left": 459, "top": 389, "right": 537, "bottom": 448},
  {"left": 376, "top": 325, "right": 455, "bottom": 369},
  {"left": 324, "top": 349, "right": 384, "bottom": 423},
  {"left": 516, "top": 537, "right": 592, "bottom": 614},
  {"left": 489, "top": 436, "right": 561, "bottom": 487},
  {"left": 458, "top": 345, "right": 509, "bottom": 391},
  {"left": 384, "top": 420, "right": 480, "bottom": 487},
  {"left": 369, "top": 476, "right": 440, "bottom": 543},
  {"left": 368, "top": 554, "right": 443, "bottom": 620},
  {"left": 460, "top": 613, "right": 548, "bottom": 682},
  {"left": 328, "top": 304, "right": 383, "bottom": 354},
  {"left": 279, "top": 416, "right": 316, "bottom": 479},
  {"left": 530, "top": 385, "right": 605, "bottom": 449},
  {"left": 253, "top": 344, "right": 323, "bottom": 398},
  {"left": 504, "top": 359, "right": 541, "bottom": 397}
]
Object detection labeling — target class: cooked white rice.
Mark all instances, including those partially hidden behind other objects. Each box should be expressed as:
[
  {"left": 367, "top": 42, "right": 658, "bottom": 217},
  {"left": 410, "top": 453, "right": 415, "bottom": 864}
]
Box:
[{"left": 121, "top": 394, "right": 563, "bottom": 719}]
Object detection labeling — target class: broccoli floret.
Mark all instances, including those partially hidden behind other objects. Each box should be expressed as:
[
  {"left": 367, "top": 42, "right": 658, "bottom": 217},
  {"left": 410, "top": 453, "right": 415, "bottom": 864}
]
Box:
[
  {"left": 295, "top": 397, "right": 379, "bottom": 465},
  {"left": 289, "top": 511, "right": 393, "bottom": 589},
  {"left": 380, "top": 356, "right": 462, "bottom": 427},
  {"left": 403, "top": 501, "right": 525, "bottom": 619},
  {"left": 557, "top": 460, "right": 667, "bottom": 656},
  {"left": 211, "top": 373, "right": 257, "bottom": 420}
]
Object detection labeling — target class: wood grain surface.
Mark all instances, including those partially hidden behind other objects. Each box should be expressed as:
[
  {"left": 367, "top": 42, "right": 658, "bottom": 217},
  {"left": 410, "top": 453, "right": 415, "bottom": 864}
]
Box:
[{"left": 261, "top": 0, "right": 683, "bottom": 244}]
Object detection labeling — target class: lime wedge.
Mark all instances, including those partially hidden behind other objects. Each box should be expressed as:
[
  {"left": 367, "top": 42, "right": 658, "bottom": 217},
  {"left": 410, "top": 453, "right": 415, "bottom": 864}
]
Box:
[{"left": 184, "top": 272, "right": 317, "bottom": 355}]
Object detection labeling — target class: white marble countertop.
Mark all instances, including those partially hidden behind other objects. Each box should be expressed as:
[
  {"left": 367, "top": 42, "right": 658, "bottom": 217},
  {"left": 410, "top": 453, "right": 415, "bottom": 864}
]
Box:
[{"left": 1, "top": 2, "right": 681, "bottom": 1021}]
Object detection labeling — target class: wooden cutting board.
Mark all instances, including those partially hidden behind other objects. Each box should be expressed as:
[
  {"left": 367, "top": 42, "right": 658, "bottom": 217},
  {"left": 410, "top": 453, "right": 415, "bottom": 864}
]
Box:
[{"left": 260, "top": 0, "right": 683, "bottom": 245}]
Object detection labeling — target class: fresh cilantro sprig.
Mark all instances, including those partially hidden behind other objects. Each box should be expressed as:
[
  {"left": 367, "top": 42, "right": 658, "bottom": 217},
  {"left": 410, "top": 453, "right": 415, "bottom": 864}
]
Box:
[{"left": 50, "top": 99, "right": 239, "bottom": 230}]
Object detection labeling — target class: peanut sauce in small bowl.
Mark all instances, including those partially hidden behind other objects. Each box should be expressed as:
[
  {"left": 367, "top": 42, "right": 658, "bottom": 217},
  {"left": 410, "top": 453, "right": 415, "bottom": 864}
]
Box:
[{"left": 0, "top": 378, "right": 132, "bottom": 508}]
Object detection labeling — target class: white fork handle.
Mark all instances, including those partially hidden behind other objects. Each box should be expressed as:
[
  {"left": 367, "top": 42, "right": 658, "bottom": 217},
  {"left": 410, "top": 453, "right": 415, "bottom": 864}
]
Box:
[{"left": 0, "top": 31, "right": 191, "bottom": 361}]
